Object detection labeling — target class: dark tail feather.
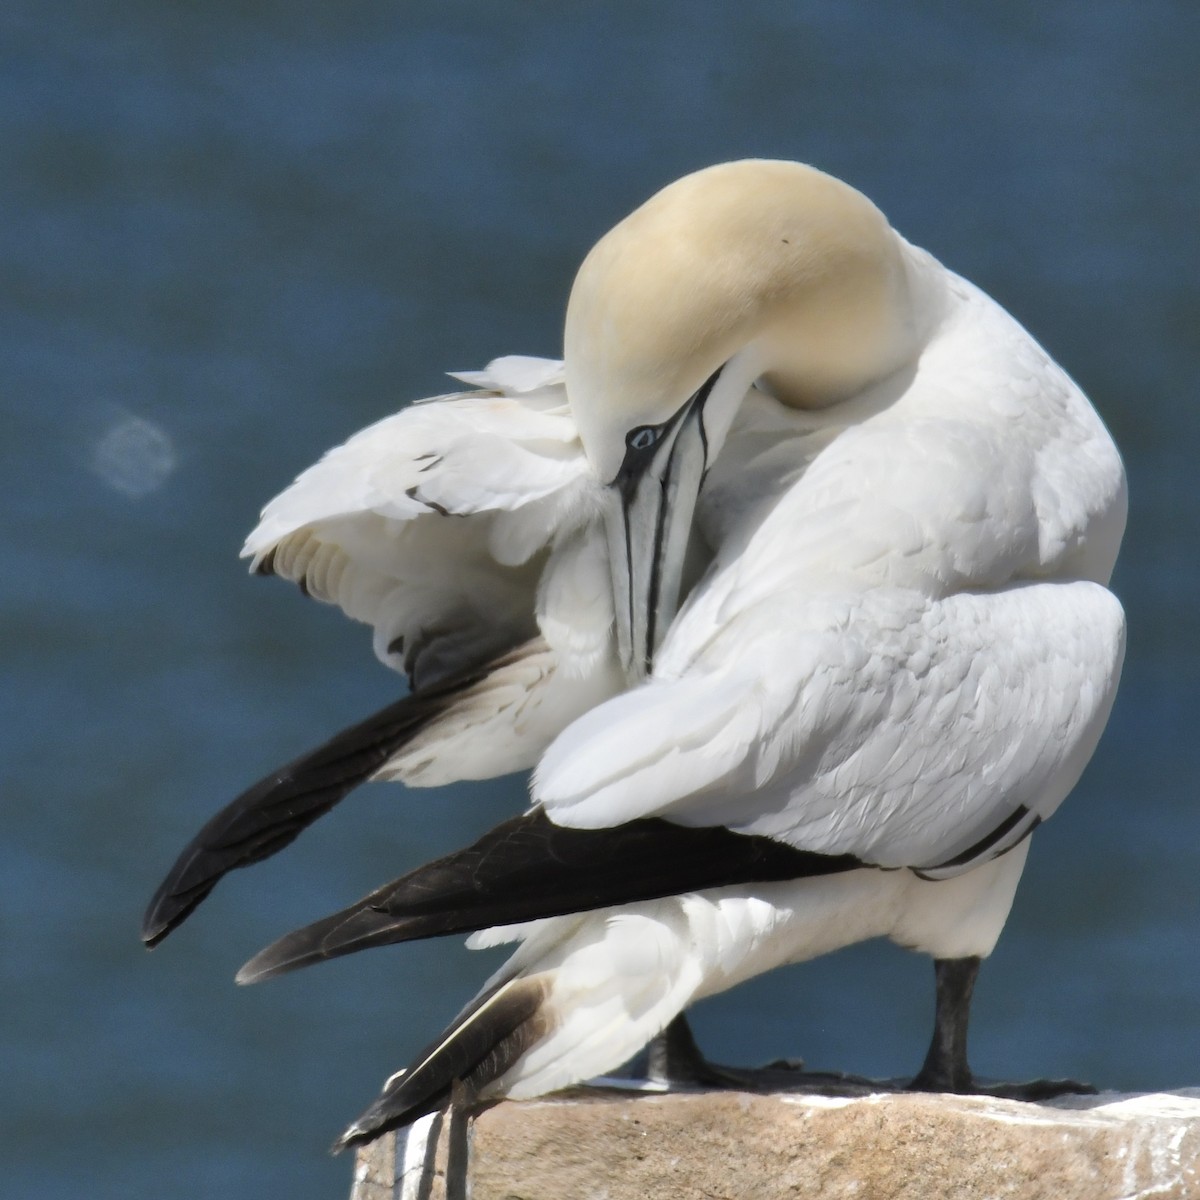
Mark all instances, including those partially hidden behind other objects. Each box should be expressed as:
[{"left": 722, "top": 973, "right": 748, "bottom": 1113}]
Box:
[
  {"left": 141, "top": 667, "right": 486, "bottom": 948},
  {"left": 237, "top": 807, "right": 864, "bottom": 983},
  {"left": 333, "top": 975, "right": 551, "bottom": 1151}
]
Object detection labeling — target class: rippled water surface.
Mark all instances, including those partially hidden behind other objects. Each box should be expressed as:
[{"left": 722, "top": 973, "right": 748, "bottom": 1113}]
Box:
[{"left": 4, "top": 3, "right": 1198, "bottom": 1197}]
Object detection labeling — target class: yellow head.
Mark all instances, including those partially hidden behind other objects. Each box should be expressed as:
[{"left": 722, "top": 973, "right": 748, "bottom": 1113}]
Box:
[
  {"left": 565, "top": 159, "right": 918, "bottom": 483},
  {"left": 563, "top": 160, "right": 922, "bottom": 677}
]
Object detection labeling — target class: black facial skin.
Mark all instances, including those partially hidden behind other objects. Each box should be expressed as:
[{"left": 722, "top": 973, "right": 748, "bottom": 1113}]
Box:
[{"left": 610, "top": 367, "right": 722, "bottom": 673}]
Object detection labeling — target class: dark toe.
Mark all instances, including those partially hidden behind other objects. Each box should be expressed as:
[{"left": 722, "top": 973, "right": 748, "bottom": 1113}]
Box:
[
  {"left": 974, "top": 1077, "right": 1097, "bottom": 1101},
  {"left": 907, "top": 1073, "right": 1096, "bottom": 1101}
]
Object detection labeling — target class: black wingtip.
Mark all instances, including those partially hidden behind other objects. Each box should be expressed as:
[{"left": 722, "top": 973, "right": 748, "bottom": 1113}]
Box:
[
  {"left": 333, "top": 1105, "right": 408, "bottom": 1155},
  {"left": 237, "top": 807, "right": 866, "bottom": 984},
  {"left": 331, "top": 1110, "right": 387, "bottom": 1155},
  {"left": 332, "top": 1103, "right": 413, "bottom": 1155},
  {"left": 142, "top": 917, "right": 175, "bottom": 950},
  {"left": 234, "top": 901, "right": 402, "bottom": 984},
  {"left": 139, "top": 764, "right": 328, "bottom": 950},
  {"left": 142, "top": 872, "right": 215, "bottom": 948},
  {"left": 139, "top": 675, "right": 487, "bottom": 948},
  {"left": 333, "top": 978, "right": 548, "bottom": 1150}
]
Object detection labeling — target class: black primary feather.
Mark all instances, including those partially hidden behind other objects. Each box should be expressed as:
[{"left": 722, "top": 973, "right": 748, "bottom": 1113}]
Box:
[
  {"left": 237, "top": 807, "right": 866, "bottom": 983},
  {"left": 141, "top": 663, "right": 490, "bottom": 948},
  {"left": 332, "top": 976, "right": 551, "bottom": 1151}
]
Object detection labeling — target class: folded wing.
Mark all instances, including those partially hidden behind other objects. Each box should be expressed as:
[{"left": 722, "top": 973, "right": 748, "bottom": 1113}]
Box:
[{"left": 536, "top": 580, "right": 1125, "bottom": 876}]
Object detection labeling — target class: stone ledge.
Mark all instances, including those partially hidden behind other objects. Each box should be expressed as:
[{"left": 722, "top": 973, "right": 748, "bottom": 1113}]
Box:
[{"left": 352, "top": 1087, "right": 1200, "bottom": 1200}]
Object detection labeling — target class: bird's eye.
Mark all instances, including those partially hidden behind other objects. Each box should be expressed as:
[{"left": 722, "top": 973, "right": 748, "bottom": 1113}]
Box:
[{"left": 626, "top": 426, "right": 660, "bottom": 452}]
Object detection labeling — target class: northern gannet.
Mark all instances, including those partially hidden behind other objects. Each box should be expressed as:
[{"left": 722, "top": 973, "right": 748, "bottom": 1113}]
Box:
[{"left": 150, "top": 160, "right": 1127, "bottom": 1150}]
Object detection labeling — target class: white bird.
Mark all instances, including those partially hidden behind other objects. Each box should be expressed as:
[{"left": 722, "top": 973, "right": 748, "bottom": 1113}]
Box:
[{"left": 156, "top": 160, "right": 1127, "bottom": 1151}]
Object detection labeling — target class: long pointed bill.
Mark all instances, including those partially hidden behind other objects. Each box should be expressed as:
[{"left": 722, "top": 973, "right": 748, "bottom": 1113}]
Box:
[{"left": 605, "top": 373, "right": 719, "bottom": 680}]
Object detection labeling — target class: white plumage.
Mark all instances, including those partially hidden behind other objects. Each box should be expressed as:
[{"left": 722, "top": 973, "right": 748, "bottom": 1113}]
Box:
[
  {"left": 243, "top": 360, "right": 602, "bottom": 679},
  {"left": 467, "top": 850, "right": 1034, "bottom": 1100},
  {"left": 463, "top": 240, "right": 1126, "bottom": 1101},
  {"left": 197, "top": 160, "right": 1127, "bottom": 1141},
  {"left": 238, "top": 357, "right": 623, "bottom": 786}
]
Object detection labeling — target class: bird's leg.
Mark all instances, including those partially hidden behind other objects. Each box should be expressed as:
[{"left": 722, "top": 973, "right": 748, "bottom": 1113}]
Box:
[
  {"left": 908, "top": 956, "right": 1095, "bottom": 1100},
  {"left": 443, "top": 1083, "right": 473, "bottom": 1200},
  {"left": 610, "top": 1015, "right": 770, "bottom": 1089},
  {"left": 623, "top": 1014, "right": 888, "bottom": 1096},
  {"left": 643, "top": 1014, "right": 751, "bottom": 1088},
  {"left": 909, "top": 955, "right": 979, "bottom": 1091}
]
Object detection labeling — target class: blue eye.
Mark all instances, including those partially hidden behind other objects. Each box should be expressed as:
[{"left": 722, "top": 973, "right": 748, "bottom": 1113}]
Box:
[{"left": 627, "top": 426, "right": 660, "bottom": 451}]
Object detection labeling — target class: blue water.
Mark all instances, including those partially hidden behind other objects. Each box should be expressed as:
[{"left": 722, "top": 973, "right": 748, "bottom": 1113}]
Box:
[{"left": 4, "top": 3, "right": 1198, "bottom": 1197}]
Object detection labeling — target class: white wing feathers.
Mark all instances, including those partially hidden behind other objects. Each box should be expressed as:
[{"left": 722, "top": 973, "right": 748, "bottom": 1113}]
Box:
[
  {"left": 240, "top": 358, "right": 603, "bottom": 687},
  {"left": 449, "top": 355, "right": 567, "bottom": 395},
  {"left": 375, "top": 636, "right": 623, "bottom": 788},
  {"left": 535, "top": 581, "right": 1125, "bottom": 877}
]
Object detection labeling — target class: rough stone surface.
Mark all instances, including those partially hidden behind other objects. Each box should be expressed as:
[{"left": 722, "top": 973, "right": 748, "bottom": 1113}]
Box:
[{"left": 351, "top": 1088, "right": 1200, "bottom": 1200}]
